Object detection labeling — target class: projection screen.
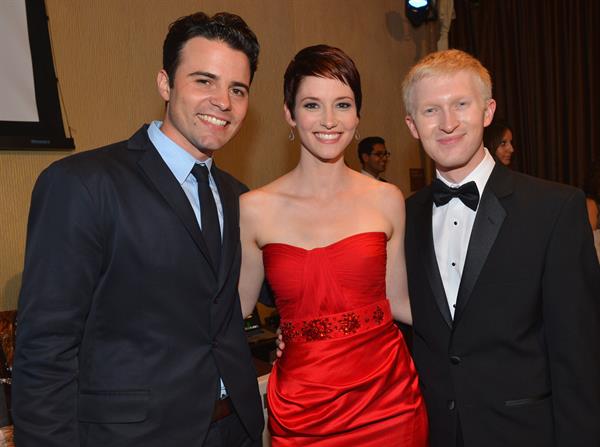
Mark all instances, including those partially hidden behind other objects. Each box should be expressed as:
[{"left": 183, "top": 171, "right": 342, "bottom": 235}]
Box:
[{"left": 0, "top": 0, "right": 74, "bottom": 149}]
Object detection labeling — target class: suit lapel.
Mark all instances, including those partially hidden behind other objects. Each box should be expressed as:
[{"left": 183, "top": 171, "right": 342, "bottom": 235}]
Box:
[
  {"left": 212, "top": 166, "right": 239, "bottom": 295},
  {"left": 131, "top": 129, "right": 217, "bottom": 278},
  {"left": 414, "top": 188, "right": 453, "bottom": 328},
  {"left": 454, "top": 166, "right": 512, "bottom": 324}
]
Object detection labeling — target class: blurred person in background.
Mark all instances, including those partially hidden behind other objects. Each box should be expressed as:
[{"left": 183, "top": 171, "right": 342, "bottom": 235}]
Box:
[
  {"left": 358, "top": 136, "right": 390, "bottom": 181},
  {"left": 584, "top": 160, "right": 600, "bottom": 261},
  {"left": 484, "top": 120, "right": 514, "bottom": 167}
]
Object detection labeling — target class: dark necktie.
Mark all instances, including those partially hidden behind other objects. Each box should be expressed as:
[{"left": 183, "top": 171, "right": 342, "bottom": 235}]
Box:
[
  {"left": 191, "top": 164, "right": 221, "bottom": 269},
  {"left": 431, "top": 179, "right": 480, "bottom": 211}
]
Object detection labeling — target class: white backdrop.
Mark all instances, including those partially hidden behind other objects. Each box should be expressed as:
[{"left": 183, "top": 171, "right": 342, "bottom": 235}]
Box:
[{"left": 0, "top": 0, "right": 39, "bottom": 122}]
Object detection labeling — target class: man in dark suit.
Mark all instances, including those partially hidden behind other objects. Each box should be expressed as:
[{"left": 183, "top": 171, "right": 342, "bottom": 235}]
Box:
[
  {"left": 13, "top": 12, "right": 263, "bottom": 447},
  {"left": 402, "top": 49, "right": 600, "bottom": 446}
]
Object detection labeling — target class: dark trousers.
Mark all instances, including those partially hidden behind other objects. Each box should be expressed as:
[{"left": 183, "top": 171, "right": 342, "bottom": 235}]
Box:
[
  {"left": 456, "top": 415, "right": 464, "bottom": 447},
  {"left": 202, "top": 411, "right": 261, "bottom": 447}
]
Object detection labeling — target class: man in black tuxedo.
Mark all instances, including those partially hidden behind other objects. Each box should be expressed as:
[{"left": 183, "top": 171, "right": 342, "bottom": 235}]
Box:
[
  {"left": 13, "top": 12, "right": 263, "bottom": 447},
  {"left": 402, "top": 49, "right": 600, "bottom": 446}
]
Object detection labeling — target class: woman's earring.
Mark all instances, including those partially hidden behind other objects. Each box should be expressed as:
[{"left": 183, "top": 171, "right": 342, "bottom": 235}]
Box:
[
  {"left": 354, "top": 129, "right": 361, "bottom": 141},
  {"left": 288, "top": 128, "right": 295, "bottom": 142}
]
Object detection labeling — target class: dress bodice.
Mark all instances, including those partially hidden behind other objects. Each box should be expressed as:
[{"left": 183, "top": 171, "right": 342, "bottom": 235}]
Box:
[
  {"left": 263, "top": 232, "right": 428, "bottom": 446},
  {"left": 263, "top": 232, "right": 387, "bottom": 321}
]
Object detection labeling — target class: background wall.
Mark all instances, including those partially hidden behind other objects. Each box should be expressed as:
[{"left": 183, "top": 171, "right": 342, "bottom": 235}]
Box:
[{"left": 0, "top": 0, "right": 437, "bottom": 310}]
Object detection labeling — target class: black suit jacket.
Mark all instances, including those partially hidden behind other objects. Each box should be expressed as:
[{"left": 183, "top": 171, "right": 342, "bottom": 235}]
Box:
[
  {"left": 13, "top": 126, "right": 263, "bottom": 446},
  {"left": 405, "top": 165, "right": 600, "bottom": 447}
]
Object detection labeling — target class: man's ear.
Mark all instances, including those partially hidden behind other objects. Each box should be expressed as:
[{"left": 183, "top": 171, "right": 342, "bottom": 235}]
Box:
[
  {"left": 405, "top": 115, "right": 421, "bottom": 140},
  {"left": 157, "top": 69, "right": 171, "bottom": 102},
  {"left": 483, "top": 98, "right": 496, "bottom": 127}
]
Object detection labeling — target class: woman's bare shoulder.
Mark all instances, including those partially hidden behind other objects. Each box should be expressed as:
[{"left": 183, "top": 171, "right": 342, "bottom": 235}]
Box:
[
  {"left": 240, "top": 174, "right": 294, "bottom": 215},
  {"left": 351, "top": 173, "right": 405, "bottom": 204},
  {"left": 365, "top": 179, "right": 406, "bottom": 222}
]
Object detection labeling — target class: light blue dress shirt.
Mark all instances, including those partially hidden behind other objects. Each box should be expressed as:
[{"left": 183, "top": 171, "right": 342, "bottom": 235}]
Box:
[
  {"left": 147, "top": 120, "right": 227, "bottom": 398},
  {"left": 147, "top": 120, "right": 224, "bottom": 236}
]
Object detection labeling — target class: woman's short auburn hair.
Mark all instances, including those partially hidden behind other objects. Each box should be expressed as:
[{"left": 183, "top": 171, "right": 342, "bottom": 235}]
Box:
[{"left": 283, "top": 44, "right": 362, "bottom": 119}]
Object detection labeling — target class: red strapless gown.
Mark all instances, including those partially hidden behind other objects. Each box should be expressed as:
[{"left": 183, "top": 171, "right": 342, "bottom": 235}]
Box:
[{"left": 263, "top": 232, "right": 428, "bottom": 446}]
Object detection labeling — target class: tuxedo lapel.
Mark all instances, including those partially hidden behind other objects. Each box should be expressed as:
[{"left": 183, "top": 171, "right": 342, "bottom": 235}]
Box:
[
  {"left": 131, "top": 130, "right": 217, "bottom": 278},
  {"left": 414, "top": 189, "right": 453, "bottom": 328},
  {"left": 454, "top": 166, "right": 512, "bottom": 324}
]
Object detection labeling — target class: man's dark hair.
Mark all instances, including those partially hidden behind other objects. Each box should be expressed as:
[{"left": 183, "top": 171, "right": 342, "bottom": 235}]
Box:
[
  {"left": 163, "top": 12, "right": 260, "bottom": 87},
  {"left": 358, "top": 136, "right": 385, "bottom": 166}
]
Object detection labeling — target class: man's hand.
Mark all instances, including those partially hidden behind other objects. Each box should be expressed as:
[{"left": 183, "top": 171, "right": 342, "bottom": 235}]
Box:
[
  {"left": 0, "top": 425, "right": 14, "bottom": 447},
  {"left": 275, "top": 328, "right": 285, "bottom": 358}
]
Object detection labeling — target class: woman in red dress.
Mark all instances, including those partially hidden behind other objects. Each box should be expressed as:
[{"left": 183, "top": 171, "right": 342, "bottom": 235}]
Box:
[{"left": 239, "top": 45, "right": 428, "bottom": 446}]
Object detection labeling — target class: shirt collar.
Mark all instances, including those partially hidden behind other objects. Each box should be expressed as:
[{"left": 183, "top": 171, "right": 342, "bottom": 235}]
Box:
[
  {"left": 147, "top": 120, "right": 213, "bottom": 184},
  {"left": 436, "top": 148, "right": 495, "bottom": 197},
  {"left": 361, "top": 169, "right": 380, "bottom": 180}
]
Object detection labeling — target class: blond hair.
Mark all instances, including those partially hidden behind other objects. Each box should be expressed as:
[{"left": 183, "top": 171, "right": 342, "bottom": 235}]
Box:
[{"left": 402, "top": 49, "right": 492, "bottom": 116}]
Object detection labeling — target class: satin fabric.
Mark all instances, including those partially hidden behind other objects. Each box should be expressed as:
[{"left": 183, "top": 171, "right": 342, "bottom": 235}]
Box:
[{"left": 263, "top": 232, "right": 428, "bottom": 446}]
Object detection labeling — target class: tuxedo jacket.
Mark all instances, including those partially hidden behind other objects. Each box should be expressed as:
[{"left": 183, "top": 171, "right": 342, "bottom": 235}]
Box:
[
  {"left": 13, "top": 126, "right": 263, "bottom": 446},
  {"left": 405, "top": 164, "right": 600, "bottom": 447}
]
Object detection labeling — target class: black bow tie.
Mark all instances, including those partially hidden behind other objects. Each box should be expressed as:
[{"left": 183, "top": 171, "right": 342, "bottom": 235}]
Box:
[{"left": 431, "top": 179, "right": 480, "bottom": 211}]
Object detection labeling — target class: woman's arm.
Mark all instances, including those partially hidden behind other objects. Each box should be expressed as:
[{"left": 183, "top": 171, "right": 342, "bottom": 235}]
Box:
[
  {"left": 382, "top": 185, "right": 412, "bottom": 325},
  {"left": 239, "top": 192, "right": 266, "bottom": 317}
]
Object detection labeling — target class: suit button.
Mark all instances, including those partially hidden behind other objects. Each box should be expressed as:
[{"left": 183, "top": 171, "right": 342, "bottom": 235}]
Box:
[
  {"left": 449, "top": 355, "right": 461, "bottom": 365},
  {"left": 212, "top": 340, "right": 219, "bottom": 348},
  {"left": 448, "top": 399, "right": 455, "bottom": 410}
]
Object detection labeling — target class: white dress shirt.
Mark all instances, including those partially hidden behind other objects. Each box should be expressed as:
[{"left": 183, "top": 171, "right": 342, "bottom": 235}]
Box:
[
  {"left": 360, "top": 169, "right": 385, "bottom": 181},
  {"left": 432, "top": 149, "right": 496, "bottom": 318}
]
